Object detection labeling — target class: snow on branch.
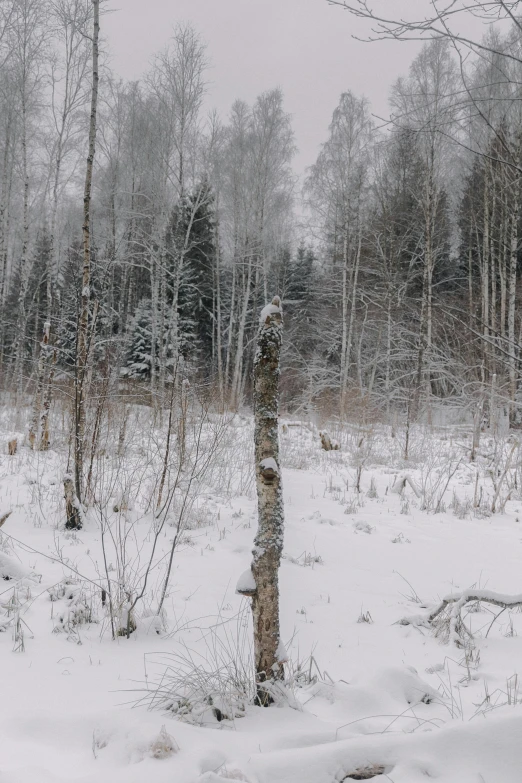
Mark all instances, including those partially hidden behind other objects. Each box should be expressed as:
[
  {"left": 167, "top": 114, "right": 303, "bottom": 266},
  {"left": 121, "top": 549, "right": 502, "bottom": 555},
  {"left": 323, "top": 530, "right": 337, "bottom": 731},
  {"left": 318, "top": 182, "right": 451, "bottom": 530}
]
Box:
[{"left": 399, "top": 589, "right": 522, "bottom": 646}]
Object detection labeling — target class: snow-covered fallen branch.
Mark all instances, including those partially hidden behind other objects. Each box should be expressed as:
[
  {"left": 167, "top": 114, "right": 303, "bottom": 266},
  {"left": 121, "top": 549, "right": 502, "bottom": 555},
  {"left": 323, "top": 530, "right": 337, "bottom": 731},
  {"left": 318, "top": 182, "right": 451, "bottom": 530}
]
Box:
[
  {"left": 399, "top": 589, "right": 522, "bottom": 646},
  {"left": 391, "top": 473, "right": 420, "bottom": 498}
]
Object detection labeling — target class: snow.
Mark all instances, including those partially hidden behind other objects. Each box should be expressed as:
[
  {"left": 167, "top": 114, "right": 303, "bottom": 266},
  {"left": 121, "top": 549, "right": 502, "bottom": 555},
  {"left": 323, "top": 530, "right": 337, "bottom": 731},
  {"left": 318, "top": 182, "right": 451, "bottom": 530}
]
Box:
[
  {"left": 0, "top": 552, "right": 31, "bottom": 581},
  {"left": 259, "top": 302, "right": 281, "bottom": 324},
  {"left": 275, "top": 640, "right": 288, "bottom": 663},
  {"left": 2, "top": 413, "right": 522, "bottom": 781},
  {"left": 260, "top": 457, "right": 279, "bottom": 474},
  {"left": 230, "top": 714, "right": 522, "bottom": 782},
  {"left": 236, "top": 568, "right": 256, "bottom": 594}
]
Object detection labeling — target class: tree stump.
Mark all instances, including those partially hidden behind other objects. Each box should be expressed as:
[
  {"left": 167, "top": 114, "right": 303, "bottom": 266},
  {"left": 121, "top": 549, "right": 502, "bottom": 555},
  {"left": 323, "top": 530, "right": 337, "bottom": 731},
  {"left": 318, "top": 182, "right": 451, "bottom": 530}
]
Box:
[{"left": 320, "top": 431, "right": 339, "bottom": 451}]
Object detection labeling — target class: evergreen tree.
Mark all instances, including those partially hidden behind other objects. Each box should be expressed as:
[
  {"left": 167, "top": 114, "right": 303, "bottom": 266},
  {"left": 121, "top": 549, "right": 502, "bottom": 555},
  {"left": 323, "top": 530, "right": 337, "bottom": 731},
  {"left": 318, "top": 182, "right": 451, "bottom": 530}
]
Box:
[
  {"left": 165, "top": 181, "right": 217, "bottom": 369},
  {"left": 284, "top": 241, "right": 315, "bottom": 322},
  {"left": 122, "top": 298, "right": 155, "bottom": 379}
]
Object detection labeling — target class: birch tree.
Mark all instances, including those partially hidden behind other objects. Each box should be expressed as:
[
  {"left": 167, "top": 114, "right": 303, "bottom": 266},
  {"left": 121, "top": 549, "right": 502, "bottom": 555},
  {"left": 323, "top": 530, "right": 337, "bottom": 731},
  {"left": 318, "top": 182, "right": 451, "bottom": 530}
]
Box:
[
  {"left": 305, "top": 92, "right": 373, "bottom": 413},
  {"left": 223, "top": 90, "right": 294, "bottom": 408},
  {"left": 238, "top": 296, "right": 285, "bottom": 705},
  {"left": 147, "top": 23, "right": 207, "bottom": 396},
  {"left": 47, "top": 0, "right": 92, "bottom": 319},
  {"left": 9, "top": 0, "right": 49, "bottom": 396},
  {"left": 390, "top": 40, "right": 459, "bottom": 419},
  {"left": 74, "top": 0, "right": 99, "bottom": 505}
]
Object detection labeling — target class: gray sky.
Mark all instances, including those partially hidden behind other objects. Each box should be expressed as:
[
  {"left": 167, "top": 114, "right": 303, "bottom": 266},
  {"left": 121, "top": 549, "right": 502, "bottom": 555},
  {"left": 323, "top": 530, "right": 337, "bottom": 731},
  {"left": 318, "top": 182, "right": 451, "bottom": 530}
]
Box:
[{"left": 103, "top": 1, "right": 425, "bottom": 177}]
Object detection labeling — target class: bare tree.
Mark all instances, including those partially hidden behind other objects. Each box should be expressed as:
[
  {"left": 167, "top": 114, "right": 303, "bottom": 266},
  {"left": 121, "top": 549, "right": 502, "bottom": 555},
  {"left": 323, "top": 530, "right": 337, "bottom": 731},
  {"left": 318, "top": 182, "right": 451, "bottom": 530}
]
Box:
[
  {"left": 327, "top": 1, "right": 522, "bottom": 58},
  {"left": 305, "top": 91, "right": 373, "bottom": 414},
  {"left": 147, "top": 23, "right": 207, "bottom": 396},
  {"left": 74, "top": 0, "right": 99, "bottom": 505},
  {"left": 390, "top": 40, "right": 459, "bottom": 420},
  {"left": 224, "top": 90, "right": 295, "bottom": 408},
  {"left": 9, "top": 0, "right": 49, "bottom": 396},
  {"left": 47, "top": 0, "right": 92, "bottom": 319}
]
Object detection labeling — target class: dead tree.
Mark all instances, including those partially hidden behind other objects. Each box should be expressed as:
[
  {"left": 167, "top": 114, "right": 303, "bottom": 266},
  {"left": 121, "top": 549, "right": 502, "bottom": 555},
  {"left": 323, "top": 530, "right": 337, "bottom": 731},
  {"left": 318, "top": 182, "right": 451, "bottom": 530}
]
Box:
[{"left": 239, "top": 296, "right": 286, "bottom": 705}]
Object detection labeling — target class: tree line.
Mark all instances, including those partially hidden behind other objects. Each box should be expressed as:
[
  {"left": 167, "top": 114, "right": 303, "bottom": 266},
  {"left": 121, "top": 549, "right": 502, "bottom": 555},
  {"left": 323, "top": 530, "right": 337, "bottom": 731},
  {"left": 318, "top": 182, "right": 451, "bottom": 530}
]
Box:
[{"left": 2, "top": 0, "right": 522, "bottom": 426}]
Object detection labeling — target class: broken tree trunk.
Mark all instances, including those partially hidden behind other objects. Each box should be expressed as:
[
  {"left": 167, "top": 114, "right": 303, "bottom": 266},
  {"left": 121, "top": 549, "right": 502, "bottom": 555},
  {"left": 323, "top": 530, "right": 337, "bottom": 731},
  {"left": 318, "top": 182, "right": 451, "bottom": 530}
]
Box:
[{"left": 249, "top": 296, "right": 286, "bottom": 705}]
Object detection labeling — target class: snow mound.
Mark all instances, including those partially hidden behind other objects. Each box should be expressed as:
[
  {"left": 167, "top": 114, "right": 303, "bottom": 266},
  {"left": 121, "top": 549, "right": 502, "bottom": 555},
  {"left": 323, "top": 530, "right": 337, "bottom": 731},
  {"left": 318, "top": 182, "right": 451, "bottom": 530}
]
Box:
[
  {"left": 0, "top": 552, "right": 30, "bottom": 581},
  {"left": 371, "top": 666, "right": 439, "bottom": 705},
  {"left": 353, "top": 520, "right": 373, "bottom": 534},
  {"left": 236, "top": 568, "right": 256, "bottom": 595},
  {"left": 221, "top": 713, "right": 522, "bottom": 783}
]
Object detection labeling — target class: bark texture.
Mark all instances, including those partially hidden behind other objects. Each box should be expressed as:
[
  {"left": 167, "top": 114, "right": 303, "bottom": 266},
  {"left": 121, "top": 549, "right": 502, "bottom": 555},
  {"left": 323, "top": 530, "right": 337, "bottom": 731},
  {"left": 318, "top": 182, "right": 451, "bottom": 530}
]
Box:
[
  {"left": 250, "top": 296, "right": 285, "bottom": 705},
  {"left": 28, "top": 321, "right": 52, "bottom": 450}
]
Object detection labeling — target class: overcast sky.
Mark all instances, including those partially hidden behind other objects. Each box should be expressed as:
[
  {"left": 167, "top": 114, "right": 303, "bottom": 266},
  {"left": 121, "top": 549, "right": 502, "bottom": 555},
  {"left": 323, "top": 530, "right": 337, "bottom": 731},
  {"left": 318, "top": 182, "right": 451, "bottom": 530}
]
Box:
[{"left": 102, "top": 1, "right": 432, "bottom": 177}]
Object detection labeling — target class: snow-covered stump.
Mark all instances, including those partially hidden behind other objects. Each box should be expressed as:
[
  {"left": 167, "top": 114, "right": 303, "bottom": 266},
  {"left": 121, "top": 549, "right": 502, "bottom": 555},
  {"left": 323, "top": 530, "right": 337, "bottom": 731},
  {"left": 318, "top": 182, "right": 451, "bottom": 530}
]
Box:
[
  {"left": 246, "top": 296, "right": 286, "bottom": 705},
  {"left": 320, "top": 431, "right": 340, "bottom": 451}
]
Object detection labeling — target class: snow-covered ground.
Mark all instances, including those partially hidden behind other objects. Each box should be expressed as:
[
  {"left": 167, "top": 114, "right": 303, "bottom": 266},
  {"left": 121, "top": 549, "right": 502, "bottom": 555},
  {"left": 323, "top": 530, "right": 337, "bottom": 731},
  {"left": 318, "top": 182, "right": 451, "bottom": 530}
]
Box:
[{"left": 1, "top": 407, "right": 522, "bottom": 782}]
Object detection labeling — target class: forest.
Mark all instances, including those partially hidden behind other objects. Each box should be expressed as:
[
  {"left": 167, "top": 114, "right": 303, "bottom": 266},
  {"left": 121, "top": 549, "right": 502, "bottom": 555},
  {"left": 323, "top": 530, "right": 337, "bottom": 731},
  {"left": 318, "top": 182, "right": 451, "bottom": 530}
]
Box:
[
  {"left": 3, "top": 2, "right": 522, "bottom": 782},
  {"left": 2, "top": 1, "right": 522, "bottom": 429}
]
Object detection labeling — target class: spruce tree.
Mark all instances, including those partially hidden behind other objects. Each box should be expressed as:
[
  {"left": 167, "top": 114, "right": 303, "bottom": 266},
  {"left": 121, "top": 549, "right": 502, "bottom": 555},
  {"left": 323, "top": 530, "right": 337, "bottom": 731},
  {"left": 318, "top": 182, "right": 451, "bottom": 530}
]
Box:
[
  {"left": 165, "top": 181, "right": 217, "bottom": 370},
  {"left": 123, "top": 298, "right": 155, "bottom": 379}
]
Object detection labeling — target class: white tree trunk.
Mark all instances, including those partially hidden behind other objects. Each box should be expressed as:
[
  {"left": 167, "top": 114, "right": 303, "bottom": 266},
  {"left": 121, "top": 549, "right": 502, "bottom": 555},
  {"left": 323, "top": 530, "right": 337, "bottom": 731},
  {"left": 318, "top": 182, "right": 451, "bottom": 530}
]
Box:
[
  {"left": 75, "top": 0, "right": 99, "bottom": 503},
  {"left": 248, "top": 296, "right": 285, "bottom": 704},
  {"left": 231, "top": 255, "right": 253, "bottom": 408},
  {"left": 508, "top": 188, "right": 518, "bottom": 422}
]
